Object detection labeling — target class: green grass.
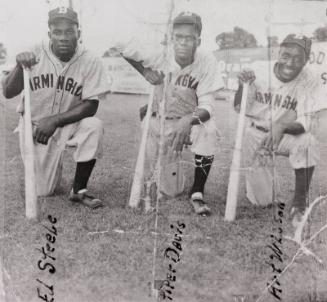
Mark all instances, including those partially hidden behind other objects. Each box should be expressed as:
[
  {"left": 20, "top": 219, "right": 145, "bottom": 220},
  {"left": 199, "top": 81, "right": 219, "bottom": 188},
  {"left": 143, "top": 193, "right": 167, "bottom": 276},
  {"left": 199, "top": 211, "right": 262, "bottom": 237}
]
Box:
[{"left": 1, "top": 93, "right": 327, "bottom": 302}]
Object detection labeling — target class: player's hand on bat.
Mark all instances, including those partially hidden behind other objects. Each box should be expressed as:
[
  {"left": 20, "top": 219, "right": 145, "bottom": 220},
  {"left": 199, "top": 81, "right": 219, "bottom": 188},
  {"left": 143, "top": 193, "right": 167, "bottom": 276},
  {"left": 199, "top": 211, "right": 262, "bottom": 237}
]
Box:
[
  {"left": 16, "top": 52, "right": 39, "bottom": 69},
  {"left": 261, "top": 133, "right": 273, "bottom": 151},
  {"left": 271, "top": 125, "right": 286, "bottom": 150},
  {"left": 237, "top": 69, "right": 256, "bottom": 85},
  {"left": 143, "top": 68, "right": 164, "bottom": 85},
  {"left": 261, "top": 125, "right": 285, "bottom": 151},
  {"left": 170, "top": 116, "right": 192, "bottom": 153},
  {"left": 33, "top": 116, "right": 58, "bottom": 145}
]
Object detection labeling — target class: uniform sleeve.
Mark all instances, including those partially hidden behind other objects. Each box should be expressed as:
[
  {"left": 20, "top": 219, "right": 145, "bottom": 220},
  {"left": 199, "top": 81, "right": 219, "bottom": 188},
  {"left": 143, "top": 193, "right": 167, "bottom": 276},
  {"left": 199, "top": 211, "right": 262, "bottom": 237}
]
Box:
[
  {"left": 198, "top": 93, "right": 215, "bottom": 115},
  {"left": 313, "top": 83, "right": 327, "bottom": 113},
  {"left": 113, "top": 38, "right": 163, "bottom": 69},
  {"left": 82, "top": 55, "right": 111, "bottom": 100},
  {"left": 295, "top": 111, "right": 313, "bottom": 132},
  {"left": 196, "top": 53, "right": 225, "bottom": 97}
]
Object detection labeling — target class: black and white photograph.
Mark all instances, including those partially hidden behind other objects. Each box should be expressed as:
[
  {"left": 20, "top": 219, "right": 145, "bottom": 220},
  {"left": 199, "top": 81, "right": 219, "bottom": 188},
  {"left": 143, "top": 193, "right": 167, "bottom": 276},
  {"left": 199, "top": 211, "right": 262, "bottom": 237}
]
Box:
[{"left": 0, "top": 0, "right": 327, "bottom": 301}]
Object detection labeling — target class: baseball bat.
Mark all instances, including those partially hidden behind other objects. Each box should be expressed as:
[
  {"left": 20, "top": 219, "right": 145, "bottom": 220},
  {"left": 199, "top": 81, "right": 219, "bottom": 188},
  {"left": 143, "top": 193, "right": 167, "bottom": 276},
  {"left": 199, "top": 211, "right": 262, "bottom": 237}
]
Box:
[
  {"left": 128, "top": 86, "right": 155, "bottom": 207},
  {"left": 23, "top": 68, "right": 38, "bottom": 220},
  {"left": 225, "top": 83, "right": 249, "bottom": 221}
]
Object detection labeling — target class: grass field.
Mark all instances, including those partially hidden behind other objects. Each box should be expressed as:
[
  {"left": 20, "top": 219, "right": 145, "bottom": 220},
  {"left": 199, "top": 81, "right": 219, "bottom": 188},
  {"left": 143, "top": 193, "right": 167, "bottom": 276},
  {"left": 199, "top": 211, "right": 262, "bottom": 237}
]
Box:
[{"left": 1, "top": 92, "right": 327, "bottom": 302}]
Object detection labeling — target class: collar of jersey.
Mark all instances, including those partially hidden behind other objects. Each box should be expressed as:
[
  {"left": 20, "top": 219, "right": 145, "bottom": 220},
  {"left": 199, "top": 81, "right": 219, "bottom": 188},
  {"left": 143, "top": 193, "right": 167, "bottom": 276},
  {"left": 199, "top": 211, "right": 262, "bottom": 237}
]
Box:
[
  {"left": 169, "top": 50, "right": 199, "bottom": 73},
  {"left": 44, "top": 40, "right": 84, "bottom": 71}
]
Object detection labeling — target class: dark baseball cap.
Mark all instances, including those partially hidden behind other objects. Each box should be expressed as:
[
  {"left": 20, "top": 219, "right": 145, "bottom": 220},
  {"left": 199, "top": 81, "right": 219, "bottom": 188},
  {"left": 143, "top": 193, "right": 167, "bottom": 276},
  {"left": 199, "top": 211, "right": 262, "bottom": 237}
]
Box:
[
  {"left": 173, "top": 12, "right": 202, "bottom": 35},
  {"left": 48, "top": 7, "right": 79, "bottom": 26},
  {"left": 280, "top": 34, "right": 312, "bottom": 58}
]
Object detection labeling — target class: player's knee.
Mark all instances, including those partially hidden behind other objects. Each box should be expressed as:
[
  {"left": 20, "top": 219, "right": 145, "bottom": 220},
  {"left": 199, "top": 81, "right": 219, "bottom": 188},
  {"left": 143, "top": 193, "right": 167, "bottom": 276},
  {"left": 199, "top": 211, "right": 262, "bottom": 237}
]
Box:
[
  {"left": 301, "top": 132, "right": 318, "bottom": 149},
  {"left": 80, "top": 117, "right": 103, "bottom": 132},
  {"left": 289, "top": 133, "right": 319, "bottom": 168},
  {"left": 295, "top": 135, "right": 318, "bottom": 155}
]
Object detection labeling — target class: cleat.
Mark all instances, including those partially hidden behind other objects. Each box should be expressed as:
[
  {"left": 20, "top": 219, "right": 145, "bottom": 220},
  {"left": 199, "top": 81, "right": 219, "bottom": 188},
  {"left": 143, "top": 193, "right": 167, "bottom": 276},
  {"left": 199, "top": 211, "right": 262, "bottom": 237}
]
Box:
[
  {"left": 190, "top": 192, "right": 211, "bottom": 216},
  {"left": 289, "top": 206, "right": 306, "bottom": 228},
  {"left": 69, "top": 189, "right": 103, "bottom": 209}
]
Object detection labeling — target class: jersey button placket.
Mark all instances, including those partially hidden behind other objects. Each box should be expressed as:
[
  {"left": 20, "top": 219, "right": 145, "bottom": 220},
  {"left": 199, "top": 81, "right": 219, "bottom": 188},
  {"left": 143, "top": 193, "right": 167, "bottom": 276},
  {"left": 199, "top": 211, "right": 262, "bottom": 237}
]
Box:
[
  {"left": 52, "top": 94, "right": 60, "bottom": 113},
  {"left": 56, "top": 68, "right": 68, "bottom": 113},
  {"left": 52, "top": 78, "right": 61, "bottom": 114}
]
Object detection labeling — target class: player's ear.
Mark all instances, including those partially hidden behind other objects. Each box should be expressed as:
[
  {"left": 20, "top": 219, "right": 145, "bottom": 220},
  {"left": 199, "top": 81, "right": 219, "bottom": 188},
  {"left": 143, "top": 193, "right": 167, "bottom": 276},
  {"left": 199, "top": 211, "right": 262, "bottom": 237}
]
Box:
[
  {"left": 77, "top": 28, "right": 81, "bottom": 40},
  {"left": 197, "top": 38, "right": 201, "bottom": 47}
]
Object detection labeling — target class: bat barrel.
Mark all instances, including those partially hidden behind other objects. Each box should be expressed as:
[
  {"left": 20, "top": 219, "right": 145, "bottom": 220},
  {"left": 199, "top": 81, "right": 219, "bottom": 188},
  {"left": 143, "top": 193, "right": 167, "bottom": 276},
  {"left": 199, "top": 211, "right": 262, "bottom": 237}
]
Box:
[
  {"left": 224, "top": 83, "right": 249, "bottom": 221},
  {"left": 23, "top": 68, "right": 38, "bottom": 220},
  {"left": 128, "top": 87, "right": 155, "bottom": 207}
]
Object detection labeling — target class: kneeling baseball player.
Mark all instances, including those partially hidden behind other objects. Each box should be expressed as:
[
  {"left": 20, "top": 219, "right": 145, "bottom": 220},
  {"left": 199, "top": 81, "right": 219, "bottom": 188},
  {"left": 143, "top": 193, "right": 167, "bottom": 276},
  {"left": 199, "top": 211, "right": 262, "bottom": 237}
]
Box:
[
  {"left": 2, "top": 7, "right": 110, "bottom": 208},
  {"left": 119, "top": 12, "right": 224, "bottom": 215},
  {"left": 234, "top": 34, "right": 324, "bottom": 226}
]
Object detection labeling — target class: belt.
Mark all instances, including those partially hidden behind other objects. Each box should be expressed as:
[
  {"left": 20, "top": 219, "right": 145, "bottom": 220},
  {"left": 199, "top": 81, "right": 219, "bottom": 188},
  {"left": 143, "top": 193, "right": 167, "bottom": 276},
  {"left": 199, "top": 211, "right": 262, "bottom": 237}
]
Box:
[
  {"left": 152, "top": 112, "right": 181, "bottom": 120},
  {"left": 251, "top": 122, "right": 269, "bottom": 133},
  {"left": 165, "top": 116, "right": 181, "bottom": 120}
]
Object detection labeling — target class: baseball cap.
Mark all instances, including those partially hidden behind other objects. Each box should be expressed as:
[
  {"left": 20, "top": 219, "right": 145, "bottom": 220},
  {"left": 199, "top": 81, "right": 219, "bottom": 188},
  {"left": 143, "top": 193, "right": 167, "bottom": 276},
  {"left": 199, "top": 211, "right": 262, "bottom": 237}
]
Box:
[
  {"left": 48, "top": 7, "right": 79, "bottom": 26},
  {"left": 280, "top": 34, "right": 312, "bottom": 58},
  {"left": 173, "top": 12, "right": 202, "bottom": 35}
]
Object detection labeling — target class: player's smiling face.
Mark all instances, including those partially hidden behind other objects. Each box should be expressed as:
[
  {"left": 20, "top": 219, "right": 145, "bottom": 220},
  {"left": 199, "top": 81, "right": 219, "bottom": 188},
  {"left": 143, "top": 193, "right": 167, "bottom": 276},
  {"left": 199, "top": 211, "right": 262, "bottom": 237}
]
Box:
[
  {"left": 276, "top": 44, "right": 307, "bottom": 82},
  {"left": 172, "top": 24, "right": 201, "bottom": 68},
  {"left": 48, "top": 19, "right": 80, "bottom": 62}
]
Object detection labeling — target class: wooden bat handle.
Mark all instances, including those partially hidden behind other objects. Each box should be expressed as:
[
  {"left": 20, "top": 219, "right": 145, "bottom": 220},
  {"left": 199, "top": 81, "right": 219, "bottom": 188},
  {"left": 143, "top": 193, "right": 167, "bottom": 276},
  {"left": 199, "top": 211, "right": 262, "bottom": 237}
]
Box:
[
  {"left": 225, "top": 83, "right": 249, "bottom": 221},
  {"left": 23, "top": 68, "right": 38, "bottom": 220}
]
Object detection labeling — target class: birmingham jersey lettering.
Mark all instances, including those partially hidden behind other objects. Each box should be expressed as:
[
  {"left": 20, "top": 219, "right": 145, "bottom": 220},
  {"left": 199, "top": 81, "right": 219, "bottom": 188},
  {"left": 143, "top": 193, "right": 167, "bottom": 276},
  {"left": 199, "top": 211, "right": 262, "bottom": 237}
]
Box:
[
  {"left": 174, "top": 74, "right": 199, "bottom": 90},
  {"left": 245, "top": 61, "right": 322, "bottom": 130},
  {"left": 151, "top": 51, "right": 223, "bottom": 118},
  {"left": 255, "top": 91, "right": 297, "bottom": 111},
  {"left": 29, "top": 73, "right": 83, "bottom": 98},
  {"left": 17, "top": 41, "right": 110, "bottom": 121}
]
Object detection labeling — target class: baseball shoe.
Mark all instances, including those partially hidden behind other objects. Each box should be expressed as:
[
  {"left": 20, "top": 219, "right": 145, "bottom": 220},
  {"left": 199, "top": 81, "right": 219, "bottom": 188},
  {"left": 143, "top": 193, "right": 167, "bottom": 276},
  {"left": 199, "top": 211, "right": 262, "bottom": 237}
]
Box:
[
  {"left": 69, "top": 189, "right": 103, "bottom": 209},
  {"left": 289, "top": 206, "right": 306, "bottom": 228},
  {"left": 190, "top": 192, "right": 211, "bottom": 216}
]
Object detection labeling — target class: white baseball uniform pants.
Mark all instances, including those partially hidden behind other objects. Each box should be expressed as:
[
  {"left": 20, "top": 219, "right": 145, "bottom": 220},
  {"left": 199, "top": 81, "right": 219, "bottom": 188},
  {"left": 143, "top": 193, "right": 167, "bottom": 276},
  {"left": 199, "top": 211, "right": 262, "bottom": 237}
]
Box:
[
  {"left": 17, "top": 116, "right": 103, "bottom": 196},
  {"left": 244, "top": 125, "right": 320, "bottom": 169},
  {"left": 243, "top": 123, "right": 319, "bottom": 205},
  {"left": 144, "top": 116, "right": 219, "bottom": 179}
]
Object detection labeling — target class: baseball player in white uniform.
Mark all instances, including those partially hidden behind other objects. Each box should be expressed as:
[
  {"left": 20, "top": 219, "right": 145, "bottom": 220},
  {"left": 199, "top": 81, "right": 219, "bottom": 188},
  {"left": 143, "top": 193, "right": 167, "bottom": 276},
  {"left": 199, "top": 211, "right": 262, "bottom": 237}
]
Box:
[
  {"left": 2, "top": 7, "right": 110, "bottom": 208},
  {"left": 118, "top": 12, "right": 224, "bottom": 215},
  {"left": 234, "top": 34, "right": 324, "bottom": 226}
]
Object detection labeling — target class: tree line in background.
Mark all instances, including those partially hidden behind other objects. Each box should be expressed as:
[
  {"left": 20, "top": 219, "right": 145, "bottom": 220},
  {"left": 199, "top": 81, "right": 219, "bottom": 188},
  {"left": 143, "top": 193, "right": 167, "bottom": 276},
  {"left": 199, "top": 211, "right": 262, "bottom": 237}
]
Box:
[
  {"left": 313, "top": 26, "right": 327, "bottom": 42},
  {"left": 215, "top": 27, "right": 260, "bottom": 49},
  {"left": 102, "top": 24, "right": 327, "bottom": 56},
  {"left": 215, "top": 26, "right": 327, "bottom": 50},
  {"left": 215, "top": 27, "right": 281, "bottom": 49}
]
